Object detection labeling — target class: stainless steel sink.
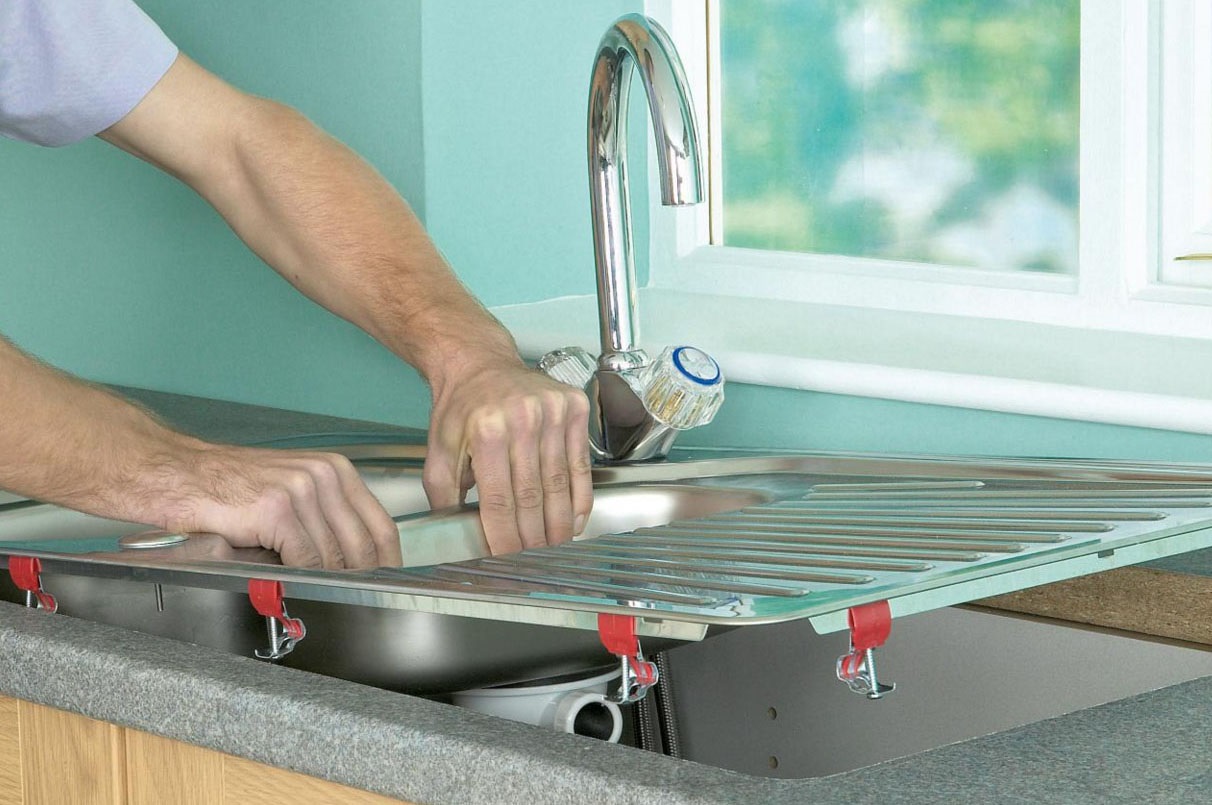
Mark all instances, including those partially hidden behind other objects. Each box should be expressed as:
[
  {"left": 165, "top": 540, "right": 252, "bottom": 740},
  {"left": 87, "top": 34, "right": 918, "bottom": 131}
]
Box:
[
  {"left": 5, "top": 447, "right": 1212, "bottom": 696},
  {"left": 0, "top": 458, "right": 768, "bottom": 693}
]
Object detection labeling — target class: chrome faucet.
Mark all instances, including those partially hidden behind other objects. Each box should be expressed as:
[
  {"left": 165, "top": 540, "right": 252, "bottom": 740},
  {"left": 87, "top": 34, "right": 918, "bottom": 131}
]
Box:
[{"left": 540, "top": 14, "right": 724, "bottom": 464}]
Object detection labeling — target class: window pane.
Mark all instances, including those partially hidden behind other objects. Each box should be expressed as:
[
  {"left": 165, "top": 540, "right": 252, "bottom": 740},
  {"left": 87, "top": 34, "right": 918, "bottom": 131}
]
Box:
[{"left": 719, "top": 0, "right": 1080, "bottom": 274}]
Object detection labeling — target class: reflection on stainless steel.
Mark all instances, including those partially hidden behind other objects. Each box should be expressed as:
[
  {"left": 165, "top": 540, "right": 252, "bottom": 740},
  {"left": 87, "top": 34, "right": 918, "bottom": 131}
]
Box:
[
  {"left": 803, "top": 488, "right": 1212, "bottom": 500},
  {"left": 430, "top": 564, "right": 721, "bottom": 606},
  {"left": 768, "top": 507, "right": 1168, "bottom": 521},
  {"left": 118, "top": 532, "right": 190, "bottom": 550},
  {"left": 526, "top": 547, "right": 934, "bottom": 574},
  {"left": 808, "top": 481, "right": 987, "bottom": 492},
  {"left": 808, "top": 498, "right": 1212, "bottom": 509},
  {"left": 5, "top": 451, "right": 1212, "bottom": 693},
  {"left": 702, "top": 510, "right": 1113, "bottom": 533},
  {"left": 631, "top": 526, "right": 1030, "bottom": 553},
  {"left": 477, "top": 557, "right": 812, "bottom": 598},
  {"left": 572, "top": 536, "right": 984, "bottom": 563}
]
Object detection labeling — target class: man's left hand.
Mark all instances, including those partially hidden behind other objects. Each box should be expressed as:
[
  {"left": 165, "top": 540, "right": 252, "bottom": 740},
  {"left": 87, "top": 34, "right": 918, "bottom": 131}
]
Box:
[{"left": 423, "top": 363, "right": 593, "bottom": 555}]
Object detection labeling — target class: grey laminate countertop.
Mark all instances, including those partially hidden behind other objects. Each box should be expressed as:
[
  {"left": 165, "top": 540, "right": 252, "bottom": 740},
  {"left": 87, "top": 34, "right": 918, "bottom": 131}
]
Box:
[
  {"left": 4, "top": 388, "right": 1209, "bottom": 804},
  {"left": 4, "top": 601, "right": 1212, "bottom": 805}
]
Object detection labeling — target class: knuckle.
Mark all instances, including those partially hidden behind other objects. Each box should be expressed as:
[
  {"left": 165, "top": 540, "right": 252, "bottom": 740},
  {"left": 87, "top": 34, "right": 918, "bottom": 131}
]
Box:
[
  {"left": 259, "top": 487, "right": 294, "bottom": 519},
  {"left": 542, "top": 471, "right": 570, "bottom": 494},
  {"left": 375, "top": 522, "right": 400, "bottom": 548},
  {"left": 282, "top": 536, "right": 323, "bottom": 569},
  {"left": 570, "top": 454, "right": 594, "bottom": 475},
  {"left": 471, "top": 412, "right": 509, "bottom": 445},
  {"left": 350, "top": 539, "right": 378, "bottom": 567},
  {"left": 564, "top": 389, "right": 590, "bottom": 419},
  {"left": 505, "top": 396, "right": 543, "bottom": 432},
  {"left": 539, "top": 388, "right": 568, "bottom": 419},
  {"left": 306, "top": 457, "right": 340, "bottom": 484},
  {"left": 297, "top": 552, "right": 324, "bottom": 570},
  {"left": 514, "top": 486, "right": 543, "bottom": 511},
  {"left": 288, "top": 470, "right": 319, "bottom": 500},
  {"left": 478, "top": 492, "right": 515, "bottom": 514}
]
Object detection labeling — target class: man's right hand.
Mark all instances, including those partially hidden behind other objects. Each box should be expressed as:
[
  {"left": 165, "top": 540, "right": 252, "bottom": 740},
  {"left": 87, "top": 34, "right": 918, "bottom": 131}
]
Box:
[{"left": 158, "top": 444, "right": 402, "bottom": 569}]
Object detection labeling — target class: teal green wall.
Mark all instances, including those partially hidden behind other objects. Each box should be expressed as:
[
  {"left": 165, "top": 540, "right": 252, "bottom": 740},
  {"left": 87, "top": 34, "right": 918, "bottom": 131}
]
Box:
[
  {"left": 680, "top": 385, "right": 1212, "bottom": 462},
  {"left": 2, "top": 1, "right": 1210, "bottom": 462},
  {"left": 419, "top": 0, "right": 648, "bottom": 307},
  {"left": 0, "top": 0, "right": 434, "bottom": 427}
]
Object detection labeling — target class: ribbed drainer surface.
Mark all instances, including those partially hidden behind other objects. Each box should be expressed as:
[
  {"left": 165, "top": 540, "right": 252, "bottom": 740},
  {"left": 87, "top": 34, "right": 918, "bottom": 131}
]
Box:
[{"left": 396, "top": 479, "right": 1212, "bottom": 624}]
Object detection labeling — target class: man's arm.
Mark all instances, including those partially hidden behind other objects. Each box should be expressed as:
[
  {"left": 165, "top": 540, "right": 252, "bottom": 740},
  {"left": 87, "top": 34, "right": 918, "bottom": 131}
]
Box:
[
  {"left": 99, "top": 54, "right": 594, "bottom": 554},
  {"left": 0, "top": 335, "right": 401, "bottom": 568}
]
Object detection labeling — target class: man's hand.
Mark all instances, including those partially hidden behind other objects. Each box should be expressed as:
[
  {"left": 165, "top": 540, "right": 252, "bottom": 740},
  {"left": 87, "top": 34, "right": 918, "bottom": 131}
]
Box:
[
  {"left": 0, "top": 335, "right": 399, "bottom": 570},
  {"left": 424, "top": 362, "right": 593, "bottom": 554},
  {"left": 159, "top": 444, "right": 402, "bottom": 569}
]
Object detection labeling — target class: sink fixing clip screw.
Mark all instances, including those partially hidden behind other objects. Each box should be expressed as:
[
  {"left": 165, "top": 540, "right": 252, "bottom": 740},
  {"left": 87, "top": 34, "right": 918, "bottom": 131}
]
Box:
[
  {"left": 248, "top": 579, "right": 306, "bottom": 661},
  {"left": 597, "top": 613, "right": 659, "bottom": 704},
  {"left": 835, "top": 600, "right": 895, "bottom": 700},
  {"left": 8, "top": 556, "right": 57, "bottom": 614}
]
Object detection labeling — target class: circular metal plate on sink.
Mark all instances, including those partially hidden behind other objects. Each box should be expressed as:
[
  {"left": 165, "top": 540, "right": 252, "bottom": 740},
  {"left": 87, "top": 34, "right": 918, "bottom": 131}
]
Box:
[{"left": 118, "top": 532, "right": 189, "bottom": 550}]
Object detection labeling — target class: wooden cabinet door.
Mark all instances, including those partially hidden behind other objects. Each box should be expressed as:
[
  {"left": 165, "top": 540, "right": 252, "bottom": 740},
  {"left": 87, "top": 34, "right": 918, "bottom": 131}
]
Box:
[
  {"left": 0, "top": 697, "right": 22, "bottom": 805},
  {"left": 0, "top": 696, "right": 415, "bottom": 805},
  {"left": 127, "top": 725, "right": 410, "bottom": 805},
  {"left": 126, "top": 729, "right": 223, "bottom": 805},
  {"left": 19, "top": 700, "right": 125, "bottom": 805}
]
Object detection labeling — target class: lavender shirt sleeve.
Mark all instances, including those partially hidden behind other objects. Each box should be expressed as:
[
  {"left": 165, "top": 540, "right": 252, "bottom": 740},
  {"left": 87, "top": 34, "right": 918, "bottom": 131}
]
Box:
[{"left": 0, "top": 0, "right": 178, "bottom": 147}]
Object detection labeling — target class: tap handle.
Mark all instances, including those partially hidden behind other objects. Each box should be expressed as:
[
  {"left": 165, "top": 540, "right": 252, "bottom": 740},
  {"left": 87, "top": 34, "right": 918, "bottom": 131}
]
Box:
[
  {"left": 640, "top": 346, "right": 725, "bottom": 429},
  {"left": 538, "top": 347, "right": 597, "bottom": 390}
]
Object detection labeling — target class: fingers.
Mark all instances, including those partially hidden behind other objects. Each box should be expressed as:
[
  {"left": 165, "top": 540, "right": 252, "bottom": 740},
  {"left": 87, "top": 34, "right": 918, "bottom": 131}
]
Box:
[
  {"left": 429, "top": 381, "right": 593, "bottom": 556},
  {"left": 184, "top": 446, "right": 399, "bottom": 570},
  {"left": 466, "top": 411, "right": 525, "bottom": 555},
  {"left": 328, "top": 456, "right": 402, "bottom": 567},
  {"left": 282, "top": 453, "right": 402, "bottom": 569},
  {"left": 565, "top": 391, "right": 594, "bottom": 541}
]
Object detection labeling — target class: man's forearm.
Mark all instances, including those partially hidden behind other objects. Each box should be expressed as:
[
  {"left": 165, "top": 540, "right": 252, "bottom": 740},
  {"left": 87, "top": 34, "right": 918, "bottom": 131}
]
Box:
[
  {"left": 100, "top": 56, "right": 519, "bottom": 390},
  {"left": 221, "top": 102, "right": 519, "bottom": 383},
  {"left": 0, "top": 335, "right": 401, "bottom": 568},
  {"left": 0, "top": 336, "right": 201, "bottom": 524}
]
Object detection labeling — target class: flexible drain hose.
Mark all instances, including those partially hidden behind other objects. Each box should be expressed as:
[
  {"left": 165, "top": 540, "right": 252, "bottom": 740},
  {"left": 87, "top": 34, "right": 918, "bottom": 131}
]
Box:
[
  {"left": 634, "top": 652, "right": 683, "bottom": 758},
  {"left": 654, "top": 652, "right": 682, "bottom": 759}
]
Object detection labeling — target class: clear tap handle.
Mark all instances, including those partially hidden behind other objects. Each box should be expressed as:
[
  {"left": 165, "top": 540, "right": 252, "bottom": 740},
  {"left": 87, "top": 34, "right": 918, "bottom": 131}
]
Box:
[
  {"left": 538, "top": 346, "right": 597, "bottom": 390},
  {"left": 639, "top": 346, "right": 725, "bottom": 429}
]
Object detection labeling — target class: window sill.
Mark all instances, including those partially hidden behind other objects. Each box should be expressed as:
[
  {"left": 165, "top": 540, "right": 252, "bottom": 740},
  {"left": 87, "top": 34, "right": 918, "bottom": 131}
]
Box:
[{"left": 492, "top": 289, "right": 1212, "bottom": 435}]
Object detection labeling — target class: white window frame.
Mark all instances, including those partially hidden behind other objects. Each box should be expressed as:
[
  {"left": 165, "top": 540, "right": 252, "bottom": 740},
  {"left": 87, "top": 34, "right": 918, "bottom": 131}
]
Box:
[{"left": 648, "top": 0, "right": 1203, "bottom": 331}]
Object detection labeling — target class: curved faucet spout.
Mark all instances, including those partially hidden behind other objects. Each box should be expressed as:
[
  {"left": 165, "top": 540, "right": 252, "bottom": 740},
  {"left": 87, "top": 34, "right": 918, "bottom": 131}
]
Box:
[
  {"left": 538, "top": 15, "right": 720, "bottom": 463},
  {"left": 588, "top": 14, "right": 703, "bottom": 358}
]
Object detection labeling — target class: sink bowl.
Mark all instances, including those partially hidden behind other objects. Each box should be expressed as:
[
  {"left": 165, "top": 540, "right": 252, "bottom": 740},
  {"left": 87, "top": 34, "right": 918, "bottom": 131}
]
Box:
[{"left": 0, "top": 461, "right": 769, "bottom": 693}]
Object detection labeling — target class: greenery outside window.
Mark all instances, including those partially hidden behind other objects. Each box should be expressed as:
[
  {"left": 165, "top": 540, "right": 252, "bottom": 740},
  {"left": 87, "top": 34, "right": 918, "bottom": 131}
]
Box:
[{"left": 719, "top": 0, "right": 1080, "bottom": 276}]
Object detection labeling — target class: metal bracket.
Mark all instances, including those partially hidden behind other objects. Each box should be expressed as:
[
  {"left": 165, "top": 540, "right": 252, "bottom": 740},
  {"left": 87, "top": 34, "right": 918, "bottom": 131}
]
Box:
[
  {"left": 9, "top": 557, "right": 57, "bottom": 613},
  {"left": 248, "top": 579, "right": 306, "bottom": 661},
  {"left": 597, "top": 613, "right": 659, "bottom": 704},
  {"left": 836, "top": 600, "right": 895, "bottom": 699}
]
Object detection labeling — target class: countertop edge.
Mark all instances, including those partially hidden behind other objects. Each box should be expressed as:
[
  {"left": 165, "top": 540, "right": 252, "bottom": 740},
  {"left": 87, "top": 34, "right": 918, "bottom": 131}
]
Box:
[
  {"left": 4, "top": 602, "right": 1212, "bottom": 804},
  {"left": 0, "top": 603, "right": 767, "bottom": 805}
]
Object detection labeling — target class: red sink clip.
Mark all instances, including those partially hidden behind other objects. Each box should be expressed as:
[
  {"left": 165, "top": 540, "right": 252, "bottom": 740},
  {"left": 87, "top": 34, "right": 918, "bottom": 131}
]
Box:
[
  {"left": 248, "top": 579, "right": 305, "bottom": 660},
  {"left": 9, "top": 557, "right": 57, "bottom": 613},
  {"left": 598, "top": 613, "right": 658, "bottom": 703},
  {"left": 836, "top": 600, "right": 895, "bottom": 699}
]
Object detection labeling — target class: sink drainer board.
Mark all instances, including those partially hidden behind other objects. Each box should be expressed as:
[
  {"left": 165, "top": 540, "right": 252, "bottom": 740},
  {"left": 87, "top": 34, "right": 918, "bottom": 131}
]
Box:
[
  {"left": 383, "top": 477, "right": 1212, "bottom": 636},
  {"left": 3, "top": 453, "right": 1212, "bottom": 644}
]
